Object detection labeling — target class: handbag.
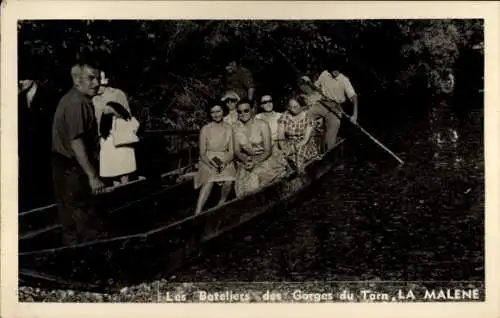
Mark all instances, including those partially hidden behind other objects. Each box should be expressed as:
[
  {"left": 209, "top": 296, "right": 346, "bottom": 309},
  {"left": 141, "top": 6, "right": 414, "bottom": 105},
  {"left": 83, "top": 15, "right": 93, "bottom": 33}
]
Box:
[{"left": 111, "top": 116, "right": 140, "bottom": 147}]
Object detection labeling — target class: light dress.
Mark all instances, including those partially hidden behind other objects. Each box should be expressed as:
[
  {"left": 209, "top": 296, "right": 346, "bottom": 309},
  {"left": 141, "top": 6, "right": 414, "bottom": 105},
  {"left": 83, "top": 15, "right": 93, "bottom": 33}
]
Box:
[
  {"left": 256, "top": 111, "right": 282, "bottom": 143},
  {"left": 233, "top": 118, "right": 288, "bottom": 198},
  {"left": 99, "top": 117, "right": 139, "bottom": 178},
  {"left": 223, "top": 110, "right": 239, "bottom": 126},
  {"left": 256, "top": 111, "right": 291, "bottom": 173},
  {"left": 93, "top": 87, "right": 138, "bottom": 178},
  {"left": 194, "top": 122, "right": 236, "bottom": 189}
]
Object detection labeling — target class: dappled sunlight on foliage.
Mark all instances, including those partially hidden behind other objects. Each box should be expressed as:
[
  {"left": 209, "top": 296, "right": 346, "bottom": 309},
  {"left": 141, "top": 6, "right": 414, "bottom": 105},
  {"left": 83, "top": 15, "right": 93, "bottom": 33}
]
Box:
[{"left": 19, "top": 20, "right": 483, "bottom": 143}]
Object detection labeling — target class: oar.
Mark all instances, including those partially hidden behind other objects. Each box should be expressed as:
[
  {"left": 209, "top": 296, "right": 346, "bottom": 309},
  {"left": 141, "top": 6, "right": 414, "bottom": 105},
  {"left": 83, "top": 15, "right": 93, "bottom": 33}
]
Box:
[
  {"left": 304, "top": 81, "right": 405, "bottom": 166},
  {"left": 338, "top": 108, "right": 404, "bottom": 165},
  {"left": 272, "top": 47, "right": 405, "bottom": 166}
]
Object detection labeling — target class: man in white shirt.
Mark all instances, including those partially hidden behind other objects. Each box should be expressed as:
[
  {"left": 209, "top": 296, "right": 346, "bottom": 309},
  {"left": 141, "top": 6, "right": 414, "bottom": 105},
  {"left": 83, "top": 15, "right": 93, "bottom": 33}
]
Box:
[{"left": 302, "top": 64, "right": 359, "bottom": 151}]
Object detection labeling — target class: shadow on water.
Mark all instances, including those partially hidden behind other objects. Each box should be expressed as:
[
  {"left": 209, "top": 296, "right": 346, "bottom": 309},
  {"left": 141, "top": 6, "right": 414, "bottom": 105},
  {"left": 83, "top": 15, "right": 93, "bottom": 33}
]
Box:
[{"left": 172, "top": 98, "right": 484, "bottom": 282}]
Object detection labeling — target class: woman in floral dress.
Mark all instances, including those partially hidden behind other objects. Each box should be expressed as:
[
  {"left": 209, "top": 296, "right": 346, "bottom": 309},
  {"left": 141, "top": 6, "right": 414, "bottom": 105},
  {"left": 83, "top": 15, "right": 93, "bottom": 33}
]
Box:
[{"left": 277, "top": 97, "right": 319, "bottom": 173}]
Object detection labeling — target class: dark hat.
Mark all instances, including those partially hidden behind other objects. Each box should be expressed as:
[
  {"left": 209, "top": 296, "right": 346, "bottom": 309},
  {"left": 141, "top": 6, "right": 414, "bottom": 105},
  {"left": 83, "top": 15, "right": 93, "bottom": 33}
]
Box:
[
  {"left": 18, "top": 53, "right": 39, "bottom": 80},
  {"left": 325, "top": 56, "right": 344, "bottom": 72}
]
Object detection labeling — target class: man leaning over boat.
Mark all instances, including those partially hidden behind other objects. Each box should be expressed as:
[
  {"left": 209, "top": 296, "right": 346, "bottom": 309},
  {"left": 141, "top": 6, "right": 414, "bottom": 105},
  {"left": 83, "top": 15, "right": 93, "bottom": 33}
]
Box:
[{"left": 51, "top": 57, "right": 106, "bottom": 245}]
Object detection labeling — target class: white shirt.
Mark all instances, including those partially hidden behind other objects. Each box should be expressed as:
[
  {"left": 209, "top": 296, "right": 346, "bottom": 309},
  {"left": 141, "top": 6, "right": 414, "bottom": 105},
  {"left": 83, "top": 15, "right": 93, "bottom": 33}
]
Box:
[
  {"left": 92, "top": 87, "right": 130, "bottom": 128},
  {"left": 314, "top": 71, "right": 356, "bottom": 104},
  {"left": 25, "top": 83, "right": 38, "bottom": 108},
  {"left": 256, "top": 111, "right": 282, "bottom": 142}
]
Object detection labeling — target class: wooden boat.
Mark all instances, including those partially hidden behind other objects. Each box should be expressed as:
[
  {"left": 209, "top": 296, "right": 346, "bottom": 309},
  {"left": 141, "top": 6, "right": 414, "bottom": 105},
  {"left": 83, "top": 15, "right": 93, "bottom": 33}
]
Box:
[
  {"left": 19, "top": 163, "right": 197, "bottom": 246},
  {"left": 18, "top": 138, "right": 346, "bottom": 292}
]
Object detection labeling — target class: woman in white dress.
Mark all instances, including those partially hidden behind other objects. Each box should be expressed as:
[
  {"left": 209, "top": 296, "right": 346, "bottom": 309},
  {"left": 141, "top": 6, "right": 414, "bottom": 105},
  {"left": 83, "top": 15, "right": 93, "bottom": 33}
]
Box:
[
  {"left": 255, "top": 94, "right": 282, "bottom": 143},
  {"left": 93, "top": 72, "right": 139, "bottom": 185},
  {"left": 255, "top": 94, "right": 290, "bottom": 174}
]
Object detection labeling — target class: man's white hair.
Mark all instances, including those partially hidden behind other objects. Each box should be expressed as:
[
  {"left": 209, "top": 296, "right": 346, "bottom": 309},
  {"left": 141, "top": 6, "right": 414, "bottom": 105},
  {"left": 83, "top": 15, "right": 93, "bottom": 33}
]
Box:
[
  {"left": 70, "top": 63, "right": 99, "bottom": 85},
  {"left": 70, "top": 64, "right": 83, "bottom": 84}
]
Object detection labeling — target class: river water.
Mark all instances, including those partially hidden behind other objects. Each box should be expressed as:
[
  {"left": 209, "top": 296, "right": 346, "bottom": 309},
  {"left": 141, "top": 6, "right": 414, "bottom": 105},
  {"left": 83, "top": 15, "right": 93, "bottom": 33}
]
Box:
[{"left": 173, "top": 99, "right": 484, "bottom": 282}]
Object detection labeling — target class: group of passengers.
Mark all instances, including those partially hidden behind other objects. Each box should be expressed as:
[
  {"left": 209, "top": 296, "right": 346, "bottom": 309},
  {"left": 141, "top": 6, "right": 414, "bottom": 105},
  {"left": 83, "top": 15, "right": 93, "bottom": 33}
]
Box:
[
  {"left": 194, "top": 58, "right": 359, "bottom": 214},
  {"left": 18, "top": 51, "right": 358, "bottom": 244}
]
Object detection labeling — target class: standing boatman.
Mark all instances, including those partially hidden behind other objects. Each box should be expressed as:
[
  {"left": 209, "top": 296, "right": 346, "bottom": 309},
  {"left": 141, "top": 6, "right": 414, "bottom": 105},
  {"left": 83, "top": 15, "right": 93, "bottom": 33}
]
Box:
[
  {"left": 223, "top": 57, "right": 255, "bottom": 105},
  {"left": 301, "top": 60, "right": 359, "bottom": 151}
]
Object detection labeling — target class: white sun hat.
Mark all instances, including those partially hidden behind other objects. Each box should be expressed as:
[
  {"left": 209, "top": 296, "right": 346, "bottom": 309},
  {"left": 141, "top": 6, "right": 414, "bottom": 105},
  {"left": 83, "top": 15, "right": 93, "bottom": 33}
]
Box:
[{"left": 221, "top": 90, "right": 240, "bottom": 102}]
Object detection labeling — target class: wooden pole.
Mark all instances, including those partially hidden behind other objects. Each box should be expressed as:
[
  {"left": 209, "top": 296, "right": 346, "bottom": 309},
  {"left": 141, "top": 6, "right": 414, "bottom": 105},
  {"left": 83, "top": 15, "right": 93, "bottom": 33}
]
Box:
[
  {"left": 272, "top": 47, "right": 405, "bottom": 166},
  {"left": 304, "top": 82, "right": 405, "bottom": 166},
  {"left": 340, "top": 109, "right": 405, "bottom": 165}
]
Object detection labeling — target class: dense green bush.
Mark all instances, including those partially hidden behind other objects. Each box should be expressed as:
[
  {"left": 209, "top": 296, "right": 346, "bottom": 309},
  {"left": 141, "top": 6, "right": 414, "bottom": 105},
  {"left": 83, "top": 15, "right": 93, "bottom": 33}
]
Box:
[{"left": 18, "top": 20, "right": 483, "bottom": 134}]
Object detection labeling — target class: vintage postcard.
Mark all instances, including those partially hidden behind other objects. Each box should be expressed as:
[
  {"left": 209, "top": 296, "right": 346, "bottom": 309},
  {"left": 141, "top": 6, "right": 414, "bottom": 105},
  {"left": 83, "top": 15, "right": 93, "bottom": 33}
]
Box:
[{"left": 1, "top": 1, "right": 499, "bottom": 318}]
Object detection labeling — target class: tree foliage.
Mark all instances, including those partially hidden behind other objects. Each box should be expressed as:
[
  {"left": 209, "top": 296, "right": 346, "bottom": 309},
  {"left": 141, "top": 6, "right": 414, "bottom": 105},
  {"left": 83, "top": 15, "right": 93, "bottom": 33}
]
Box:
[{"left": 18, "top": 19, "right": 483, "bottom": 133}]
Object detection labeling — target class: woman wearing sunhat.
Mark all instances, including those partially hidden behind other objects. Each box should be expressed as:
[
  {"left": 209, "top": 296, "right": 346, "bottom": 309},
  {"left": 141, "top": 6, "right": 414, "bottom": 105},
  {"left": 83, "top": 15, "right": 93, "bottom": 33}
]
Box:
[{"left": 220, "top": 90, "right": 240, "bottom": 126}]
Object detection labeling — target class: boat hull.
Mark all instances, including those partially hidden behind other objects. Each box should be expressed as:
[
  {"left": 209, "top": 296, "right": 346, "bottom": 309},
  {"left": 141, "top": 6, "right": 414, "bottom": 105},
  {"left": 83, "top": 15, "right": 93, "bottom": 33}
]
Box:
[
  {"left": 19, "top": 166, "right": 196, "bottom": 251},
  {"left": 19, "top": 139, "right": 345, "bottom": 292}
]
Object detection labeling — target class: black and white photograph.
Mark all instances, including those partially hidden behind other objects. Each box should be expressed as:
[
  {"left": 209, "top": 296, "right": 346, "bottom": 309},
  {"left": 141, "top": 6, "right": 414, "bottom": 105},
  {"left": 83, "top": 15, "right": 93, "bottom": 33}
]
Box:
[{"left": 2, "top": 1, "right": 499, "bottom": 317}]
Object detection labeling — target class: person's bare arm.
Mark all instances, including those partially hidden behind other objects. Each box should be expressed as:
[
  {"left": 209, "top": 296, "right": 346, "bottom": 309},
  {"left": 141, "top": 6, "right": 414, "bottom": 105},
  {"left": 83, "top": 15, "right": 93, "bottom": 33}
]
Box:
[
  {"left": 64, "top": 100, "right": 104, "bottom": 194},
  {"left": 233, "top": 127, "right": 250, "bottom": 162},
  {"left": 343, "top": 76, "right": 358, "bottom": 123},
  {"left": 350, "top": 94, "right": 359, "bottom": 122},
  {"left": 70, "top": 138, "right": 98, "bottom": 178},
  {"left": 199, "top": 126, "right": 215, "bottom": 168},
  {"left": 277, "top": 115, "right": 286, "bottom": 150},
  {"left": 255, "top": 121, "right": 272, "bottom": 163},
  {"left": 70, "top": 138, "right": 104, "bottom": 194},
  {"left": 223, "top": 128, "right": 235, "bottom": 165}
]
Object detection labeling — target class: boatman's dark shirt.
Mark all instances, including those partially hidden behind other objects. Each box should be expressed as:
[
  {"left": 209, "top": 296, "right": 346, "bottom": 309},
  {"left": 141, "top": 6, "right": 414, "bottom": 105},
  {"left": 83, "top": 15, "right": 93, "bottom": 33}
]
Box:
[
  {"left": 224, "top": 66, "right": 254, "bottom": 100},
  {"left": 52, "top": 87, "right": 98, "bottom": 162}
]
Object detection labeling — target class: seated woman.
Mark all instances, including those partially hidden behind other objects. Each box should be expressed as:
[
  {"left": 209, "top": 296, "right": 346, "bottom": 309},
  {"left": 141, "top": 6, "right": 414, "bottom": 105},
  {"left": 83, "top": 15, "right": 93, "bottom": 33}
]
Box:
[
  {"left": 255, "top": 93, "right": 291, "bottom": 171},
  {"left": 277, "top": 97, "right": 319, "bottom": 174},
  {"left": 255, "top": 94, "right": 281, "bottom": 143},
  {"left": 221, "top": 90, "right": 240, "bottom": 126},
  {"left": 194, "top": 101, "right": 236, "bottom": 214},
  {"left": 233, "top": 99, "right": 288, "bottom": 198}
]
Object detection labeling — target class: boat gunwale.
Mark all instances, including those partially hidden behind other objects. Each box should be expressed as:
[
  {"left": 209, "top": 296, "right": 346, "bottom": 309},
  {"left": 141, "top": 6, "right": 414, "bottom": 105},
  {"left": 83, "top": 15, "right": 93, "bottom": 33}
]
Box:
[
  {"left": 18, "top": 175, "right": 195, "bottom": 242},
  {"left": 18, "top": 164, "right": 196, "bottom": 217},
  {"left": 19, "top": 139, "right": 345, "bottom": 255}
]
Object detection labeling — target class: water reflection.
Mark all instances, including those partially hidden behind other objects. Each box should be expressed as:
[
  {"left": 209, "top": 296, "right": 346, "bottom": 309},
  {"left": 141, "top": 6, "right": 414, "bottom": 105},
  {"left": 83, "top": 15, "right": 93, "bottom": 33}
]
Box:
[
  {"left": 428, "top": 104, "right": 464, "bottom": 170},
  {"left": 172, "top": 99, "right": 484, "bottom": 282},
  {"left": 280, "top": 225, "right": 318, "bottom": 278}
]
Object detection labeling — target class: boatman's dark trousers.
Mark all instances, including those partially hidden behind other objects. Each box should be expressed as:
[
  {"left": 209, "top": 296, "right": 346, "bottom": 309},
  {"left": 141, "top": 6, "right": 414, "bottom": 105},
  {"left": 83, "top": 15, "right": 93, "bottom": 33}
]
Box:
[
  {"left": 307, "top": 100, "right": 342, "bottom": 151},
  {"left": 52, "top": 153, "right": 102, "bottom": 246}
]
